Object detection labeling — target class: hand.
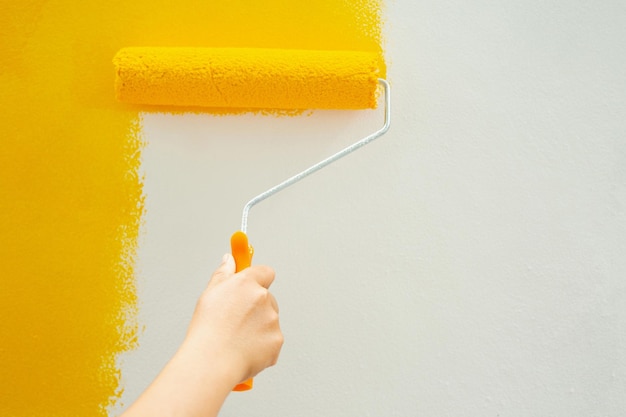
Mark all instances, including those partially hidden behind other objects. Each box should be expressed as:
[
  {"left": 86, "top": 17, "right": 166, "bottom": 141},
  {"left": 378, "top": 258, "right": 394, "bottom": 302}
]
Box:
[
  {"left": 121, "top": 255, "right": 283, "bottom": 417},
  {"left": 185, "top": 254, "right": 283, "bottom": 385}
]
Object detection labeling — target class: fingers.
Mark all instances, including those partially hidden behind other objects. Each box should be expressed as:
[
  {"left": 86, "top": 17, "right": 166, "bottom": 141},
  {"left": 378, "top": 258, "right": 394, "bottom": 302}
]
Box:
[
  {"left": 268, "top": 292, "right": 279, "bottom": 314},
  {"left": 209, "top": 253, "right": 236, "bottom": 284},
  {"left": 240, "top": 265, "right": 275, "bottom": 289},
  {"left": 235, "top": 264, "right": 278, "bottom": 311},
  {"left": 238, "top": 265, "right": 279, "bottom": 313},
  {"left": 210, "top": 254, "right": 275, "bottom": 293}
]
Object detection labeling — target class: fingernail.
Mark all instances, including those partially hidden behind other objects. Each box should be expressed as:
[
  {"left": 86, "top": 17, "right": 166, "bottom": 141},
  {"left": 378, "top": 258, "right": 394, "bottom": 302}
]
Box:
[{"left": 222, "top": 253, "right": 230, "bottom": 263}]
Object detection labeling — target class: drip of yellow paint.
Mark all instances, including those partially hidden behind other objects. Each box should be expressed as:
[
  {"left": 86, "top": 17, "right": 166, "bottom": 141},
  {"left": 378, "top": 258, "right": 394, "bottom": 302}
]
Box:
[{"left": 0, "top": 1, "right": 384, "bottom": 415}]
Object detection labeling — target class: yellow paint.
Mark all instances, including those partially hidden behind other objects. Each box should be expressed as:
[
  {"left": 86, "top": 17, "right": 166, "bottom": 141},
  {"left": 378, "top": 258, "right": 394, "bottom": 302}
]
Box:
[
  {"left": 114, "top": 47, "right": 381, "bottom": 110},
  {"left": 0, "top": 0, "right": 384, "bottom": 415}
]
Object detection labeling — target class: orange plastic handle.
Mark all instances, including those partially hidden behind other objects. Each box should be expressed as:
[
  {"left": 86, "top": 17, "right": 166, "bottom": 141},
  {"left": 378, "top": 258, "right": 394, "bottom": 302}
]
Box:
[{"left": 230, "top": 230, "right": 254, "bottom": 391}]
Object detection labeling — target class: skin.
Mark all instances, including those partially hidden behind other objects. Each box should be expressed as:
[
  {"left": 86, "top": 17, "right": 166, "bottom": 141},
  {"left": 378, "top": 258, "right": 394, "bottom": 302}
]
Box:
[{"left": 121, "top": 254, "right": 283, "bottom": 417}]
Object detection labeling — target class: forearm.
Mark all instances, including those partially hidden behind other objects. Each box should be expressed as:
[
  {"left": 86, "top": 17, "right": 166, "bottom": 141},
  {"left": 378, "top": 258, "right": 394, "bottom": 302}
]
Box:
[
  {"left": 121, "top": 339, "right": 240, "bottom": 417},
  {"left": 120, "top": 256, "right": 282, "bottom": 417}
]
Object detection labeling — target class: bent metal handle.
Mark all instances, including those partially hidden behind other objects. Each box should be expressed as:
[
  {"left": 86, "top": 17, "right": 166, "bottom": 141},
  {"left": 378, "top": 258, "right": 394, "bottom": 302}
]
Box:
[{"left": 230, "top": 231, "right": 254, "bottom": 391}]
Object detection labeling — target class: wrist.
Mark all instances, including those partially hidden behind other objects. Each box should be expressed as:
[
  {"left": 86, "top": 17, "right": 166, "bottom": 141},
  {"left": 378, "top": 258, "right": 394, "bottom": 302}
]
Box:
[{"left": 181, "top": 332, "right": 248, "bottom": 389}]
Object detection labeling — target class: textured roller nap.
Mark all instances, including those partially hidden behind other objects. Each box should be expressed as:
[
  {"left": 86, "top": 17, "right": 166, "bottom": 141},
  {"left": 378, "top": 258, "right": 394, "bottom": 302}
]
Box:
[{"left": 113, "top": 47, "right": 381, "bottom": 110}]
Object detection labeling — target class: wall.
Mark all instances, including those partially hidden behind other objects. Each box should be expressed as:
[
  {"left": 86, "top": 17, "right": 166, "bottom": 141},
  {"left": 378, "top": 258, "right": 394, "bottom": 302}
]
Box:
[
  {"left": 2, "top": 0, "right": 623, "bottom": 415},
  {"left": 1, "top": 1, "right": 383, "bottom": 415},
  {"left": 119, "top": 1, "right": 626, "bottom": 416}
]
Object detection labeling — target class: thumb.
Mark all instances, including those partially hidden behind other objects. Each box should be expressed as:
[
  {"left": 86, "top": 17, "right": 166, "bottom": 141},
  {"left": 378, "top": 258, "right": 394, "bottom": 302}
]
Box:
[{"left": 210, "top": 253, "right": 236, "bottom": 283}]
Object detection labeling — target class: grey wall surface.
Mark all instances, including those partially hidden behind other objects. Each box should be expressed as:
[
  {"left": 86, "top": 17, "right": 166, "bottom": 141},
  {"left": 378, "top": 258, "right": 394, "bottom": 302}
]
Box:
[{"left": 116, "top": 1, "right": 626, "bottom": 415}]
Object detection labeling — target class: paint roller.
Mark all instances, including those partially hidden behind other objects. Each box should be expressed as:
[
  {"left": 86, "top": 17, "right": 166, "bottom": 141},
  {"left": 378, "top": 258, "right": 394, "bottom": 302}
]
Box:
[{"left": 113, "top": 46, "right": 390, "bottom": 391}]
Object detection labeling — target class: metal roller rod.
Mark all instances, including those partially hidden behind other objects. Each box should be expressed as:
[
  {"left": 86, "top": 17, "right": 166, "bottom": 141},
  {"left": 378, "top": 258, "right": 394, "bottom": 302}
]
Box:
[{"left": 241, "top": 78, "right": 391, "bottom": 234}]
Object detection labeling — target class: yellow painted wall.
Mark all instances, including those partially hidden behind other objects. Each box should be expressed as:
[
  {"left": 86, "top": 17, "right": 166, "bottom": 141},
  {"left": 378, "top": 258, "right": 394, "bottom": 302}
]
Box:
[{"left": 0, "top": 1, "right": 384, "bottom": 415}]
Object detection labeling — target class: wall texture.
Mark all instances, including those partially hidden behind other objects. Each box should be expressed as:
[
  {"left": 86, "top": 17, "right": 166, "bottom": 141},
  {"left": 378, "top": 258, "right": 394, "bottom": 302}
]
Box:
[
  {"left": 2, "top": 0, "right": 624, "bottom": 416},
  {"left": 0, "top": 1, "right": 383, "bottom": 415},
  {"left": 121, "top": 1, "right": 626, "bottom": 416}
]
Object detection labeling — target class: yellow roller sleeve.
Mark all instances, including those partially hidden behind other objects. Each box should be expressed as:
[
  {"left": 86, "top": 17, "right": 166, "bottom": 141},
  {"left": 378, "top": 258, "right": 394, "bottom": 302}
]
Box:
[{"left": 113, "top": 47, "right": 381, "bottom": 110}]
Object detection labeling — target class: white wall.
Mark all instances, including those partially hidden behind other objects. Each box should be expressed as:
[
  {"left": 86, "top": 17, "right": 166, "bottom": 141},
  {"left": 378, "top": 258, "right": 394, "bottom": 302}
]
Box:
[{"left": 118, "top": 0, "right": 626, "bottom": 415}]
